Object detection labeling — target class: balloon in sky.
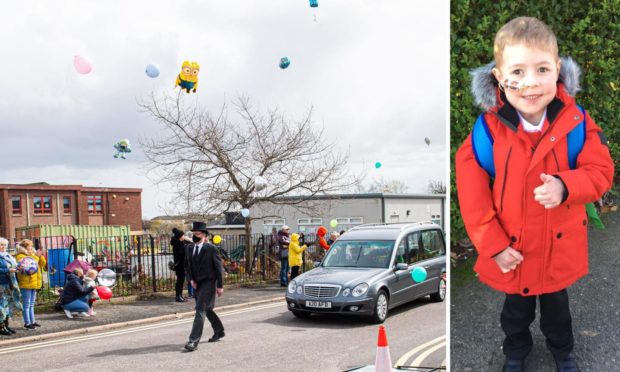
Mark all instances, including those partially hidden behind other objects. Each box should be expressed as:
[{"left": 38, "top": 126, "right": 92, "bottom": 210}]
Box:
[
  {"left": 175, "top": 61, "right": 200, "bottom": 93},
  {"left": 425, "top": 137, "right": 431, "bottom": 146},
  {"left": 145, "top": 63, "right": 160, "bottom": 78},
  {"left": 213, "top": 235, "right": 222, "bottom": 244},
  {"left": 113, "top": 139, "right": 132, "bottom": 159},
  {"left": 74, "top": 55, "right": 93, "bottom": 74},
  {"left": 240, "top": 208, "right": 250, "bottom": 218},
  {"left": 412, "top": 267, "right": 427, "bottom": 283},
  {"left": 279, "top": 57, "right": 291, "bottom": 69},
  {"left": 309, "top": 0, "right": 318, "bottom": 7},
  {"left": 97, "top": 268, "right": 117, "bottom": 287},
  {"left": 97, "top": 286, "right": 113, "bottom": 300},
  {"left": 254, "top": 176, "right": 268, "bottom": 192},
  {"left": 375, "top": 161, "right": 382, "bottom": 169},
  {"left": 330, "top": 219, "right": 338, "bottom": 228}
]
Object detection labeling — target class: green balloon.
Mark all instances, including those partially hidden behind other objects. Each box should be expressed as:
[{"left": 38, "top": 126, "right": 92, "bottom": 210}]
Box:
[{"left": 412, "top": 267, "right": 427, "bottom": 283}]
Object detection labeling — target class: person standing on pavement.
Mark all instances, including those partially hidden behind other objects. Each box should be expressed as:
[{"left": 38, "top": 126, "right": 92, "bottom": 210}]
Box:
[
  {"left": 277, "top": 225, "right": 291, "bottom": 287},
  {"left": 16, "top": 239, "right": 46, "bottom": 330},
  {"left": 288, "top": 233, "right": 307, "bottom": 280},
  {"left": 171, "top": 228, "right": 191, "bottom": 302},
  {"left": 0, "top": 238, "right": 22, "bottom": 336},
  {"left": 184, "top": 222, "right": 225, "bottom": 352}
]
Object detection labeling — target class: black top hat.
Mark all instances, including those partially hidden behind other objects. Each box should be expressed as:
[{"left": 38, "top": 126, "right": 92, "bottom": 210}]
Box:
[{"left": 190, "top": 221, "right": 209, "bottom": 234}]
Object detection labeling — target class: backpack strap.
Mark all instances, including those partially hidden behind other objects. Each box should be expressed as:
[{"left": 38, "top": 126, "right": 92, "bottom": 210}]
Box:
[
  {"left": 566, "top": 105, "right": 586, "bottom": 170},
  {"left": 471, "top": 113, "right": 495, "bottom": 178}
]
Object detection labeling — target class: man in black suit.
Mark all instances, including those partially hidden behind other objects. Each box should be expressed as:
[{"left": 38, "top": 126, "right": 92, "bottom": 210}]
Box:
[{"left": 184, "top": 221, "right": 225, "bottom": 352}]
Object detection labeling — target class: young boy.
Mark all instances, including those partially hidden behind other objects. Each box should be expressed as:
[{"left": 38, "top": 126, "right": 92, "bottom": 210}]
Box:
[
  {"left": 456, "top": 17, "right": 614, "bottom": 372},
  {"left": 84, "top": 269, "right": 100, "bottom": 316}
]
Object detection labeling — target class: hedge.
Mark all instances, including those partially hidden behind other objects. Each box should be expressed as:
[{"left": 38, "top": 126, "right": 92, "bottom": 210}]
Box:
[{"left": 450, "top": 0, "right": 620, "bottom": 245}]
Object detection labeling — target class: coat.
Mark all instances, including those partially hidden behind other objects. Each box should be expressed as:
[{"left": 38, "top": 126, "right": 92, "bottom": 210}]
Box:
[
  {"left": 15, "top": 247, "right": 47, "bottom": 290},
  {"left": 184, "top": 242, "right": 224, "bottom": 289},
  {"left": 277, "top": 230, "right": 290, "bottom": 258},
  {"left": 456, "top": 57, "right": 614, "bottom": 296},
  {"left": 288, "top": 233, "right": 308, "bottom": 267},
  {"left": 316, "top": 226, "right": 330, "bottom": 251},
  {"left": 171, "top": 236, "right": 189, "bottom": 271},
  {"left": 60, "top": 273, "right": 95, "bottom": 305}
]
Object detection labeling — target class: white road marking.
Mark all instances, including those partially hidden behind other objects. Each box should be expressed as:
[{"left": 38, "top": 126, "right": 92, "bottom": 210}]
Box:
[
  {"left": 411, "top": 340, "right": 446, "bottom": 367},
  {"left": 0, "top": 301, "right": 285, "bottom": 354},
  {"left": 394, "top": 335, "right": 445, "bottom": 367}
]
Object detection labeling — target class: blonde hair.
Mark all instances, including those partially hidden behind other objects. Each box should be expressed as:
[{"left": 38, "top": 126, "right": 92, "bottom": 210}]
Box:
[
  {"left": 20, "top": 239, "right": 33, "bottom": 249},
  {"left": 87, "top": 269, "right": 98, "bottom": 277},
  {"left": 494, "top": 17, "right": 558, "bottom": 66}
]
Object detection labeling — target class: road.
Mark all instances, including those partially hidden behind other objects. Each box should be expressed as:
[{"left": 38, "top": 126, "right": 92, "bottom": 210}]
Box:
[{"left": 0, "top": 297, "right": 445, "bottom": 371}]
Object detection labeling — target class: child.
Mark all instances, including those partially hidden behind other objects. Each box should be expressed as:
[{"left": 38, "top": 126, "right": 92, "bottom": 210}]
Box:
[
  {"left": 288, "top": 233, "right": 308, "bottom": 280},
  {"left": 84, "top": 269, "right": 100, "bottom": 316},
  {"left": 456, "top": 17, "right": 614, "bottom": 372}
]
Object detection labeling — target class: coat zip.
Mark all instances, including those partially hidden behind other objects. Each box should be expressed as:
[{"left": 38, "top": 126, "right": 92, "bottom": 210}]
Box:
[
  {"left": 551, "top": 149, "right": 561, "bottom": 172},
  {"left": 500, "top": 146, "right": 513, "bottom": 212}
]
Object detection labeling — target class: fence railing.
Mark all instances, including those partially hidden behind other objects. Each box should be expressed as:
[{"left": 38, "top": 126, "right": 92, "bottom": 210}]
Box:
[{"left": 15, "top": 232, "right": 324, "bottom": 306}]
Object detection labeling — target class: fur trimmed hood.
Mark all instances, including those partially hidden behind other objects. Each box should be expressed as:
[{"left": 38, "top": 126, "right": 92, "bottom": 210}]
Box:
[{"left": 470, "top": 57, "right": 582, "bottom": 110}]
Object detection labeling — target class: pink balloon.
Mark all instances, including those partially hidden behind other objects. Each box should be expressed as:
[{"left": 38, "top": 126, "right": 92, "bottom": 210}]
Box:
[{"left": 74, "top": 55, "right": 93, "bottom": 74}]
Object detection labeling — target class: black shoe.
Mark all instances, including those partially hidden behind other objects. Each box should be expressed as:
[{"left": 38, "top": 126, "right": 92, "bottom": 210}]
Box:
[
  {"left": 175, "top": 296, "right": 187, "bottom": 302},
  {"left": 208, "top": 331, "right": 225, "bottom": 342},
  {"left": 502, "top": 358, "right": 525, "bottom": 372},
  {"left": 556, "top": 354, "right": 579, "bottom": 372},
  {"left": 0, "top": 326, "right": 11, "bottom": 336},
  {"left": 24, "top": 324, "right": 35, "bottom": 330},
  {"left": 5, "top": 320, "right": 15, "bottom": 334},
  {"left": 184, "top": 341, "right": 198, "bottom": 351},
  {"left": 31, "top": 322, "right": 41, "bottom": 328}
]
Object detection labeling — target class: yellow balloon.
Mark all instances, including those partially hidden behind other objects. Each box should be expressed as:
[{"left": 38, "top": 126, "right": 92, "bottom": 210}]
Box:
[{"left": 213, "top": 235, "right": 222, "bottom": 244}]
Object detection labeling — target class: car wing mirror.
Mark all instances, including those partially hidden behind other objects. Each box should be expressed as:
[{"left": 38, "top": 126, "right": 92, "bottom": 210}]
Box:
[{"left": 395, "top": 263, "right": 408, "bottom": 271}]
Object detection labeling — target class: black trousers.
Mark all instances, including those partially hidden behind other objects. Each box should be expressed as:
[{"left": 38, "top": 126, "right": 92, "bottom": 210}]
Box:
[
  {"left": 174, "top": 267, "right": 185, "bottom": 298},
  {"left": 501, "top": 289, "right": 574, "bottom": 360},
  {"left": 188, "top": 280, "right": 224, "bottom": 343},
  {"left": 290, "top": 266, "right": 300, "bottom": 280}
]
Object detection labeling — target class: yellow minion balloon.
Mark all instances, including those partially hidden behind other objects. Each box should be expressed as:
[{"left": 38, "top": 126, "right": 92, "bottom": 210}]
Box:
[{"left": 175, "top": 61, "right": 200, "bottom": 93}]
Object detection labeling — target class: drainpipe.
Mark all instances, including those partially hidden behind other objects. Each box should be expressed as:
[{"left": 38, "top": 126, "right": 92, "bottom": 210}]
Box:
[
  {"left": 26, "top": 192, "right": 31, "bottom": 226},
  {"left": 380, "top": 194, "right": 385, "bottom": 223},
  {"left": 56, "top": 194, "right": 61, "bottom": 224}
]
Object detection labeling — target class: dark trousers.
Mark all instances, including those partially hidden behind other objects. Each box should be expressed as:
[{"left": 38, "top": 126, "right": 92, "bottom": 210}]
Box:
[
  {"left": 279, "top": 257, "right": 289, "bottom": 285},
  {"left": 501, "top": 289, "right": 574, "bottom": 360},
  {"left": 290, "top": 266, "right": 300, "bottom": 280},
  {"left": 174, "top": 267, "right": 185, "bottom": 298},
  {"left": 188, "top": 280, "right": 224, "bottom": 343}
]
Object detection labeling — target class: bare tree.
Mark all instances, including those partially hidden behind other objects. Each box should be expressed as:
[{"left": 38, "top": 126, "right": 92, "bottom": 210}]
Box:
[
  {"left": 139, "top": 92, "right": 360, "bottom": 272},
  {"left": 427, "top": 180, "right": 446, "bottom": 194},
  {"left": 357, "top": 177, "right": 409, "bottom": 194}
]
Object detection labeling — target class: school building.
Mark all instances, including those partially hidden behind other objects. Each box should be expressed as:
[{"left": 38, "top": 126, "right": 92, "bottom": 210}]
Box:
[{"left": 0, "top": 183, "right": 143, "bottom": 240}]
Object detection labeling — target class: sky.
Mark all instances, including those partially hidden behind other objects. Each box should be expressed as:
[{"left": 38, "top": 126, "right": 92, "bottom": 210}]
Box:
[{"left": 0, "top": 1, "right": 448, "bottom": 219}]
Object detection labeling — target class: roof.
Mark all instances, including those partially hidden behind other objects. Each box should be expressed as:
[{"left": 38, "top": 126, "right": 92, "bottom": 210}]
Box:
[
  {"left": 205, "top": 224, "right": 246, "bottom": 229},
  {"left": 266, "top": 192, "right": 445, "bottom": 202},
  {"left": 339, "top": 222, "right": 442, "bottom": 240},
  {"left": 0, "top": 183, "right": 142, "bottom": 193}
]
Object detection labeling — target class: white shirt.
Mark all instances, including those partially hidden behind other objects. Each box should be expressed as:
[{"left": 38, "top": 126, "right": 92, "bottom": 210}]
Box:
[
  {"left": 518, "top": 109, "right": 547, "bottom": 133},
  {"left": 193, "top": 243, "right": 203, "bottom": 256}
]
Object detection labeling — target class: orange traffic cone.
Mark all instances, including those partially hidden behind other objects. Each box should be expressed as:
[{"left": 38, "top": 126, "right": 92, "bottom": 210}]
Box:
[{"left": 375, "top": 325, "right": 393, "bottom": 372}]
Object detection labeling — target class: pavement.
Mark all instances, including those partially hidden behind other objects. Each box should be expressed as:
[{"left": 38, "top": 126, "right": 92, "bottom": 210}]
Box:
[
  {"left": 451, "top": 210, "right": 620, "bottom": 371},
  {"left": 0, "top": 282, "right": 286, "bottom": 346}
]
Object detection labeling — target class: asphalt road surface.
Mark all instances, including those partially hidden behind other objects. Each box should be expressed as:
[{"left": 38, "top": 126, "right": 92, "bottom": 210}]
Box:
[{"left": 0, "top": 297, "right": 445, "bottom": 371}]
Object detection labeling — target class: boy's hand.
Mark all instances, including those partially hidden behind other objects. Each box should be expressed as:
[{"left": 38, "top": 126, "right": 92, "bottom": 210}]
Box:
[
  {"left": 533, "top": 173, "right": 565, "bottom": 209},
  {"left": 493, "top": 247, "right": 524, "bottom": 273}
]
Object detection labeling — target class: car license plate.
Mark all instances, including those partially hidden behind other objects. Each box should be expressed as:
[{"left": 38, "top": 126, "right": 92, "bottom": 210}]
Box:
[{"left": 306, "top": 301, "right": 332, "bottom": 308}]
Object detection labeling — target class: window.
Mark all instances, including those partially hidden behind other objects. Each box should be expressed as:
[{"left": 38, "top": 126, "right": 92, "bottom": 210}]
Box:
[
  {"left": 11, "top": 196, "right": 21, "bottom": 215},
  {"left": 63, "top": 196, "right": 72, "bottom": 214},
  {"left": 88, "top": 195, "right": 103, "bottom": 215},
  {"left": 406, "top": 232, "right": 421, "bottom": 264},
  {"left": 420, "top": 229, "right": 445, "bottom": 260},
  {"left": 262, "top": 219, "right": 285, "bottom": 235},
  {"left": 33, "top": 196, "right": 52, "bottom": 214},
  {"left": 394, "top": 240, "right": 406, "bottom": 264}
]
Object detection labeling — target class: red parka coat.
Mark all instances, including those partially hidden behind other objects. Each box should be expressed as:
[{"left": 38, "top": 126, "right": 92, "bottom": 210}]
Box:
[{"left": 456, "top": 58, "right": 614, "bottom": 296}]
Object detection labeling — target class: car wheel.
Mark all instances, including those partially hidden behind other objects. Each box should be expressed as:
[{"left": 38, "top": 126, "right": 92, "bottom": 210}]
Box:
[
  {"left": 430, "top": 277, "right": 446, "bottom": 302},
  {"left": 291, "top": 310, "right": 311, "bottom": 318},
  {"left": 369, "top": 290, "right": 389, "bottom": 324}
]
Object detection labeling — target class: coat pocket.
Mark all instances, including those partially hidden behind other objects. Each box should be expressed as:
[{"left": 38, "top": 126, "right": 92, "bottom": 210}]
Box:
[
  {"left": 547, "top": 218, "right": 588, "bottom": 283},
  {"left": 474, "top": 256, "right": 516, "bottom": 284}
]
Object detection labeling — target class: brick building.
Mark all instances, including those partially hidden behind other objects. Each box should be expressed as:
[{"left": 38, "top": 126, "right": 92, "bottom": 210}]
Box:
[{"left": 0, "top": 183, "right": 142, "bottom": 240}]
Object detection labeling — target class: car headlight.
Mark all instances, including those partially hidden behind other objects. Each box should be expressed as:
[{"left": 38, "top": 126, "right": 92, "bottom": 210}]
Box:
[
  {"left": 288, "top": 281, "right": 297, "bottom": 294},
  {"left": 296, "top": 285, "right": 303, "bottom": 294},
  {"left": 342, "top": 288, "right": 351, "bottom": 297},
  {"left": 352, "top": 283, "right": 369, "bottom": 297}
]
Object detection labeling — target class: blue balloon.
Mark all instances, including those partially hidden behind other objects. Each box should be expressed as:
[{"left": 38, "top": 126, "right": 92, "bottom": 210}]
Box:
[
  {"left": 241, "top": 208, "right": 250, "bottom": 218},
  {"left": 309, "top": 0, "right": 318, "bottom": 7},
  {"left": 412, "top": 267, "right": 427, "bottom": 283},
  {"left": 145, "top": 63, "right": 160, "bottom": 78},
  {"left": 279, "top": 57, "right": 290, "bottom": 69}
]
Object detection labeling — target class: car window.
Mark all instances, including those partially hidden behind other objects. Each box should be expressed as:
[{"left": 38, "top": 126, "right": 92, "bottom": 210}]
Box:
[
  {"left": 406, "top": 232, "right": 420, "bottom": 265},
  {"left": 394, "top": 240, "right": 406, "bottom": 265},
  {"left": 323, "top": 240, "right": 395, "bottom": 268},
  {"left": 420, "top": 229, "right": 445, "bottom": 260}
]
